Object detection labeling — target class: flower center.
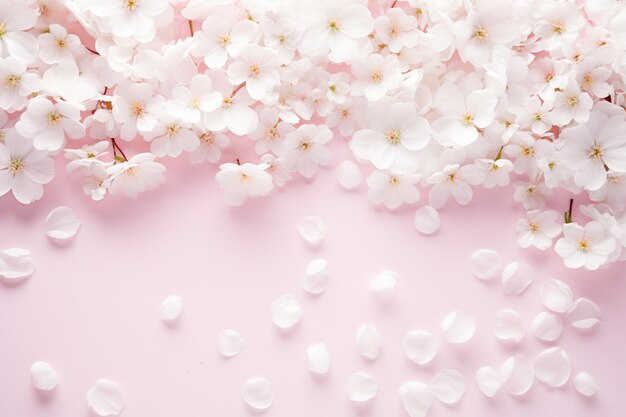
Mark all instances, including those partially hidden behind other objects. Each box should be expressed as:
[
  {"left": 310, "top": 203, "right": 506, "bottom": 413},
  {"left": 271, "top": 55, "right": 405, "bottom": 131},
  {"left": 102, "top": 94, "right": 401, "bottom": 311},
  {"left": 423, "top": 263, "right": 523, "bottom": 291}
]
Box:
[
  {"left": 415, "top": 8, "right": 423, "bottom": 18},
  {"left": 166, "top": 124, "right": 180, "bottom": 137},
  {"left": 56, "top": 39, "right": 67, "bottom": 49},
  {"left": 370, "top": 70, "right": 383, "bottom": 83},
  {"left": 462, "top": 113, "right": 474, "bottom": 126},
  {"left": 389, "top": 23, "right": 399, "bottom": 38},
  {"left": 130, "top": 101, "right": 145, "bottom": 118},
  {"left": 447, "top": 172, "right": 457, "bottom": 183},
  {"left": 490, "top": 163, "right": 499, "bottom": 171},
  {"left": 86, "top": 152, "right": 96, "bottom": 158},
  {"left": 239, "top": 172, "right": 250, "bottom": 182},
  {"left": 9, "top": 159, "right": 23, "bottom": 175},
  {"left": 522, "top": 147, "right": 534, "bottom": 157},
  {"left": 327, "top": 19, "right": 340, "bottom": 32},
  {"left": 385, "top": 129, "right": 401, "bottom": 144},
  {"left": 222, "top": 97, "right": 233, "bottom": 109},
  {"left": 340, "top": 109, "right": 350, "bottom": 119},
  {"left": 577, "top": 239, "right": 589, "bottom": 253},
  {"left": 548, "top": 161, "right": 556, "bottom": 170},
  {"left": 0, "top": 24, "right": 5, "bottom": 38},
  {"left": 298, "top": 140, "right": 311, "bottom": 151},
  {"left": 566, "top": 95, "right": 578, "bottom": 107},
  {"left": 534, "top": 112, "right": 543, "bottom": 121},
  {"left": 125, "top": 167, "right": 136, "bottom": 177},
  {"left": 278, "top": 35, "right": 286, "bottom": 44},
  {"left": 544, "top": 71, "right": 554, "bottom": 82},
  {"left": 125, "top": 0, "right": 138, "bottom": 11},
  {"left": 39, "top": 3, "right": 50, "bottom": 17},
  {"left": 552, "top": 22, "right": 565, "bottom": 35},
  {"left": 199, "top": 132, "right": 214, "bottom": 144},
  {"left": 389, "top": 175, "right": 399, "bottom": 186},
  {"left": 219, "top": 36, "right": 230, "bottom": 46},
  {"left": 48, "top": 112, "right": 62, "bottom": 126},
  {"left": 265, "top": 127, "right": 278, "bottom": 140},
  {"left": 588, "top": 145, "right": 603, "bottom": 160},
  {"left": 472, "top": 27, "right": 488, "bottom": 42},
  {"left": 529, "top": 221, "right": 540, "bottom": 232},
  {"left": 582, "top": 73, "right": 593, "bottom": 87},
  {"left": 249, "top": 64, "right": 261, "bottom": 77},
  {"left": 4, "top": 75, "right": 20, "bottom": 87}
]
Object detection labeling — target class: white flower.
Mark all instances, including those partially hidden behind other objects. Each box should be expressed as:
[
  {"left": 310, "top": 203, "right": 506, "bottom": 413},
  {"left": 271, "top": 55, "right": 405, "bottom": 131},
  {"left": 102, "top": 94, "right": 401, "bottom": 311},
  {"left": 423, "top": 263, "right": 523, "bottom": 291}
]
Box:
[
  {"left": 227, "top": 45, "right": 279, "bottom": 101},
  {"left": 576, "top": 58, "right": 612, "bottom": 99},
  {"left": 170, "top": 74, "right": 222, "bottom": 125},
  {"left": 189, "top": 128, "right": 229, "bottom": 164},
  {"left": 366, "top": 170, "right": 421, "bottom": 209},
  {"left": 83, "top": 163, "right": 111, "bottom": 201},
  {"left": 350, "top": 102, "right": 430, "bottom": 174},
  {"left": 476, "top": 157, "right": 514, "bottom": 188},
  {"left": 351, "top": 54, "right": 402, "bottom": 101},
  {"left": 107, "top": 153, "right": 166, "bottom": 198},
  {"left": 550, "top": 81, "right": 593, "bottom": 126},
  {"left": 0, "top": 57, "right": 38, "bottom": 111},
  {"left": 374, "top": 8, "right": 419, "bottom": 53},
  {"left": 516, "top": 209, "right": 562, "bottom": 250},
  {"left": 64, "top": 140, "right": 110, "bottom": 174},
  {"left": 555, "top": 221, "right": 616, "bottom": 270},
  {"left": 426, "top": 164, "right": 484, "bottom": 208},
  {"left": 299, "top": 2, "right": 374, "bottom": 63},
  {"left": 263, "top": 16, "right": 303, "bottom": 65},
  {"left": 89, "top": 0, "right": 169, "bottom": 42},
  {"left": 432, "top": 84, "right": 497, "bottom": 147},
  {"left": 0, "top": 0, "right": 38, "bottom": 62},
  {"left": 513, "top": 181, "right": 551, "bottom": 210},
  {"left": 261, "top": 153, "right": 292, "bottom": 187},
  {"left": 249, "top": 108, "right": 293, "bottom": 155},
  {"left": 515, "top": 96, "right": 553, "bottom": 135},
  {"left": 143, "top": 115, "right": 199, "bottom": 158},
  {"left": 16, "top": 97, "right": 85, "bottom": 152},
  {"left": 0, "top": 130, "right": 54, "bottom": 204},
  {"left": 560, "top": 110, "right": 626, "bottom": 191},
  {"left": 112, "top": 83, "right": 163, "bottom": 141},
  {"left": 325, "top": 97, "right": 366, "bottom": 137},
  {"left": 283, "top": 124, "right": 333, "bottom": 179},
  {"left": 215, "top": 162, "right": 274, "bottom": 206},
  {"left": 37, "top": 24, "right": 81, "bottom": 64},
  {"left": 534, "top": 2, "right": 585, "bottom": 53}
]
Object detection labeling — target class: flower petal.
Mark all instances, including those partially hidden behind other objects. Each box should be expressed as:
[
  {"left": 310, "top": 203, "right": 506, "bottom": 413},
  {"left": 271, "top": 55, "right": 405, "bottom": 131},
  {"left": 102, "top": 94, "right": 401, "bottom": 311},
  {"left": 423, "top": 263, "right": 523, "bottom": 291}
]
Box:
[
  {"left": 441, "top": 311, "right": 476, "bottom": 344},
  {"left": 45, "top": 206, "right": 81, "bottom": 241},
  {"left": 297, "top": 216, "right": 326, "bottom": 245},
  {"left": 87, "top": 379, "right": 124, "bottom": 416},
  {"left": 242, "top": 377, "right": 273, "bottom": 410},
  {"left": 159, "top": 295, "right": 183, "bottom": 324},
  {"left": 30, "top": 361, "right": 59, "bottom": 391},
  {"left": 540, "top": 279, "right": 573, "bottom": 313},
  {"left": 0, "top": 248, "right": 36, "bottom": 281},
  {"left": 414, "top": 205, "right": 440, "bottom": 235},
  {"left": 468, "top": 249, "right": 501, "bottom": 281},
  {"left": 475, "top": 366, "right": 502, "bottom": 398},
  {"left": 307, "top": 343, "right": 330, "bottom": 375},
  {"left": 574, "top": 372, "right": 598, "bottom": 397},
  {"left": 403, "top": 330, "right": 438, "bottom": 365},
  {"left": 567, "top": 298, "right": 601, "bottom": 329},
  {"left": 501, "top": 262, "right": 534, "bottom": 295},
  {"left": 356, "top": 323, "right": 382, "bottom": 360},
  {"left": 217, "top": 329, "right": 245, "bottom": 358},
  {"left": 399, "top": 381, "right": 434, "bottom": 417},
  {"left": 534, "top": 347, "right": 571, "bottom": 387},
  {"left": 336, "top": 160, "right": 362, "bottom": 190},
  {"left": 531, "top": 312, "right": 563, "bottom": 342},
  {"left": 347, "top": 372, "right": 378, "bottom": 402},
  {"left": 302, "top": 258, "right": 329, "bottom": 295},
  {"left": 493, "top": 309, "right": 525, "bottom": 343},
  {"left": 430, "top": 368, "right": 466, "bottom": 404},
  {"left": 271, "top": 294, "right": 302, "bottom": 329}
]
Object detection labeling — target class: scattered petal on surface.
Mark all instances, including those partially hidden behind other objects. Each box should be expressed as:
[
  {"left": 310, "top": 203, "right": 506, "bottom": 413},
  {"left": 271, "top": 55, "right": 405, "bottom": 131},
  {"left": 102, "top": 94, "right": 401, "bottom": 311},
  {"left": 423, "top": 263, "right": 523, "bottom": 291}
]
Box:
[
  {"left": 501, "top": 262, "right": 534, "bottom": 295},
  {"left": 430, "top": 368, "right": 466, "bottom": 404},
  {"left": 501, "top": 355, "right": 534, "bottom": 396},
  {"left": 369, "top": 270, "right": 398, "bottom": 303},
  {"left": 0, "top": 248, "right": 36, "bottom": 281},
  {"left": 307, "top": 343, "right": 330, "bottom": 375},
  {"left": 468, "top": 249, "right": 502, "bottom": 281},
  {"left": 302, "top": 258, "right": 329, "bottom": 295},
  {"left": 159, "top": 295, "right": 183, "bottom": 323},
  {"left": 87, "top": 379, "right": 124, "bottom": 416},
  {"left": 403, "top": 330, "right": 439, "bottom": 365},
  {"left": 271, "top": 294, "right": 303, "bottom": 329},
  {"left": 45, "top": 206, "right": 81, "bottom": 241},
  {"left": 531, "top": 312, "right": 563, "bottom": 342},
  {"left": 347, "top": 372, "right": 378, "bottom": 402},
  {"left": 534, "top": 347, "right": 571, "bottom": 387},
  {"left": 217, "top": 329, "right": 245, "bottom": 358},
  {"left": 540, "top": 279, "right": 573, "bottom": 313},
  {"left": 414, "top": 205, "right": 440, "bottom": 235},
  {"left": 441, "top": 311, "right": 476, "bottom": 344},
  {"left": 356, "top": 323, "right": 382, "bottom": 360},
  {"left": 567, "top": 298, "right": 601, "bottom": 329},
  {"left": 493, "top": 309, "right": 525, "bottom": 343},
  {"left": 297, "top": 216, "right": 326, "bottom": 245},
  {"left": 242, "top": 377, "right": 273, "bottom": 411},
  {"left": 336, "top": 160, "right": 362, "bottom": 190},
  {"left": 475, "top": 366, "right": 502, "bottom": 398},
  {"left": 574, "top": 372, "right": 598, "bottom": 397},
  {"left": 30, "top": 361, "right": 59, "bottom": 391},
  {"left": 399, "top": 381, "right": 434, "bottom": 417}
]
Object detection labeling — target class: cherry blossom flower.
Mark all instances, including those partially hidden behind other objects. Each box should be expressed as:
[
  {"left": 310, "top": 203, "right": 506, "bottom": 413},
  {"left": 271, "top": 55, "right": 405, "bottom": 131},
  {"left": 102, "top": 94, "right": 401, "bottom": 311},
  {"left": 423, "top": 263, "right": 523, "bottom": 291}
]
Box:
[
  {"left": 351, "top": 54, "right": 402, "bottom": 101},
  {"left": 0, "top": 0, "right": 38, "bottom": 62},
  {"left": 64, "top": 140, "right": 110, "bottom": 175},
  {"left": 550, "top": 81, "right": 593, "bottom": 126},
  {"left": 143, "top": 115, "right": 199, "bottom": 158},
  {"left": 16, "top": 97, "right": 85, "bottom": 152},
  {"left": 89, "top": 0, "right": 170, "bottom": 43},
  {"left": 107, "top": 153, "right": 165, "bottom": 198},
  {"left": 112, "top": 83, "right": 163, "bottom": 141},
  {"left": 374, "top": 8, "right": 419, "bottom": 53},
  {"left": 0, "top": 57, "right": 39, "bottom": 111},
  {"left": 227, "top": 45, "right": 279, "bottom": 101},
  {"left": 37, "top": 24, "right": 81, "bottom": 64},
  {"left": 170, "top": 74, "right": 222, "bottom": 125},
  {"left": 189, "top": 129, "right": 229, "bottom": 165},
  {"left": 0, "top": 130, "right": 54, "bottom": 204},
  {"left": 366, "top": 170, "right": 421, "bottom": 209},
  {"left": 515, "top": 96, "right": 554, "bottom": 135},
  {"left": 560, "top": 110, "right": 626, "bottom": 191},
  {"left": 555, "top": 221, "right": 616, "bottom": 270},
  {"left": 350, "top": 102, "right": 430, "bottom": 174},
  {"left": 249, "top": 108, "right": 293, "bottom": 155},
  {"left": 426, "top": 164, "right": 484, "bottom": 208},
  {"left": 260, "top": 153, "right": 292, "bottom": 187},
  {"left": 516, "top": 210, "right": 562, "bottom": 250},
  {"left": 432, "top": 84, "right": 497, "bottom": 147},
  {"left": 283, "top": 124, "right": 333, "bottom": 179},
  {"left": 215, "top": 162, "right": 274, "bottom": 206},
  {"left": 475, "top": 157, "right": 514, "bottom": 188}
]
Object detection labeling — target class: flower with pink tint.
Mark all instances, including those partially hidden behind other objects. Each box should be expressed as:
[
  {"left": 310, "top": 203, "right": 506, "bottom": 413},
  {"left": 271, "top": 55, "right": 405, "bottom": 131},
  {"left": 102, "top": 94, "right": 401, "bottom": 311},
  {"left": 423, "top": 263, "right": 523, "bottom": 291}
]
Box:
[{"left": 555, "top": 221, "right": 616, "bottom": 270}]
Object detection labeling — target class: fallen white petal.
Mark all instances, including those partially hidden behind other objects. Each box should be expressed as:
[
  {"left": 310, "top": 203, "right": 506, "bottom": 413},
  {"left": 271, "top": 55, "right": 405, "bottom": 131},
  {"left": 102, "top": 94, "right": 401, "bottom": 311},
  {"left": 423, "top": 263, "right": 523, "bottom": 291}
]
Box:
[
  {"left": 403, "top": 330, "right": 438, "bottom": 365},
  {"left": 501, "top": 355, "right": 534, "bottom": 396},
  {"left": 399, "top": 381, "right": 434, "bottom": 417},
  {"left": 574, "top": 372, "right": 598, "bottom": 397},
  {"left": 356, "top": 323, "right": 382, "bottom": 360},
  {"left": 567, "top": 298, "right": 601, "bottom": 329},
  {"left": 271, "top": 294, "right": 302, "bottom": 329},
  {"left": 468, "top": 249, "right": 502, "bottom": 281},
  {"left": 30, "top": 361, "right": 59, "bottom": 391},
  {"left": 430, "top": 368, "right": 466, "bottom": 404},
  {"left": 159, "top": 295, "right": 183, "bottom": 323},
  {"left": 217, "top": 329, "right": 245, "bottom": 358},
  {"left": 46, "top": 206, "right": 81, "bottom": 241},
  {"left": 493, "top": 309, "right": 525, "bottom": 343},
  {"left": 242, "top": 377, "right": 273, "bottom": 410},
  {"left": 307, "top": 343, "right": 330, "bottom": 374},
  {"left": 540, "top": 279, "right": 573, "bottom": 313},
  {"left": 297, "top": 216, "right": 326, "bottom": 245},
  {"left": 475, "top": 366, "right": 502, "bottom": 398},
  {"left": 531, "top": 312, "right": 563, "bottom": 342},
  {"left": 0, "top": 248, "right": 36, "bottom": 280},
  {"left": 534, "top": 347, "right": 571, "bottom": 387},
  {"left": 302, "top": 258, "right": 328, "bottom": 294},
  {"left": 414, "top": 206, "right": 440, "bottom": 235},
  {"left": 87, "top": 379, "right": 124, "bottom": 416},
  {"left": 501, "top": 262, "right": 534, "bottom": 295},
  {"left": 441, "top": 311, "right": 476, "bottom": 344},
  {"left": 369, "top": 270, "right": 398, "bottom": 303},
  {"left": 347, "top": 372, "right": 378, "bottom": 402},
  {"left": 336, "top": 160, "right": 362, "bottom": 190}
]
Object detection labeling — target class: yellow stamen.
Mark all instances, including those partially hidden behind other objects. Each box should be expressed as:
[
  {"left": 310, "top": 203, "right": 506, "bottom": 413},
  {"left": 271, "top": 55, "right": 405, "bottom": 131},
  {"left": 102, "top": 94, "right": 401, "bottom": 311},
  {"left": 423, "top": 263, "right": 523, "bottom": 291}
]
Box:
[
  {"left": 328, "top": 19, "right": 340, "bottom": 32},
  {"left": 385, "top": 129, "right": 401, "bottom": 144},
  {"left": 370, "top": 70, "right": 383, "bottom": 83},
  {"left": 589, "top": 145, "right": 603, "bottom": 160},
  {"left": 472, "top": 27, "right": 488, "bottom": 41},
  {"left": 9, "top": 159, "right": 23, "bottom": 175},
  {"left": 4, "top": 75, "right": 20, "bottom": 87},
  {"left": 298, "top": 140, "right": 311, "bottom": 151},
  {"left": 48, "top": 112, "right": 62, "bottom": 125}
]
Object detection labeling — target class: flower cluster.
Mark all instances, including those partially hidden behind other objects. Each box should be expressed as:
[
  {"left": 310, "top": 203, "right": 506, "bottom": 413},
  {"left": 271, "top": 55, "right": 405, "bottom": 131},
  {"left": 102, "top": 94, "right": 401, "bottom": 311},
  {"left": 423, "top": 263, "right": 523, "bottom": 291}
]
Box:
[{"left": 0, "top": 0, "right": 626, "bottom": 270}]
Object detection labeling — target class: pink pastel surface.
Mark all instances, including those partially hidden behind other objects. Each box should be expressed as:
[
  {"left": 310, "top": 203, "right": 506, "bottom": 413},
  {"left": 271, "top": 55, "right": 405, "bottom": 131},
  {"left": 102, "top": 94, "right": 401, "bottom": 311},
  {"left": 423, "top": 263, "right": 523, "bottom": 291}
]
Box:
[{"left": 1, "top": 148, "right": 625, "bottom": 417}]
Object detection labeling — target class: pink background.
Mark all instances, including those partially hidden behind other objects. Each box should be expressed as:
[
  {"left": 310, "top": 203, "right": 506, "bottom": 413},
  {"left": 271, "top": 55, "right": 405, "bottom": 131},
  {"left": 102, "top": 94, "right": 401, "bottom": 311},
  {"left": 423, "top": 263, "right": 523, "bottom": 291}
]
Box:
[{"left": 1, "top": 146, "right": 625, "bottom": 417}]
